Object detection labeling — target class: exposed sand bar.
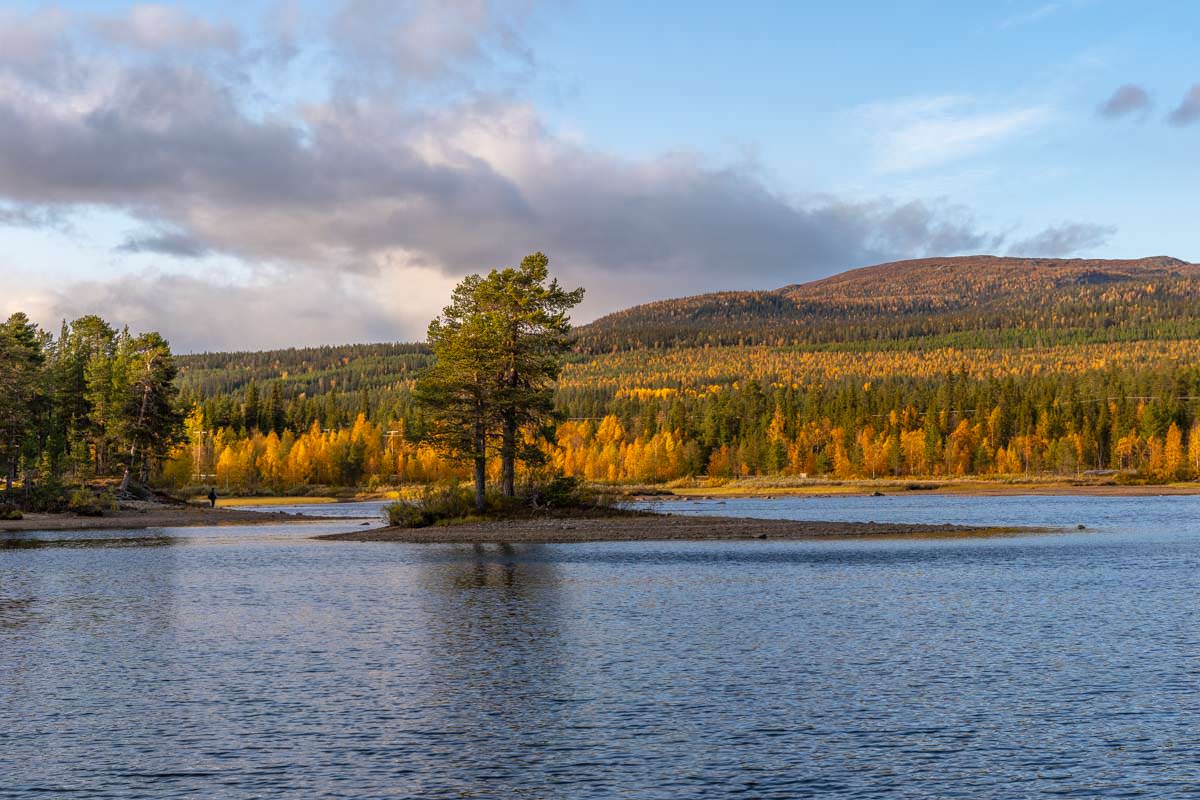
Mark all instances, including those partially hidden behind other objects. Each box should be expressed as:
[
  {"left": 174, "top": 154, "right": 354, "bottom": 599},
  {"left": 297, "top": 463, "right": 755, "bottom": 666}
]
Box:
[
  {"left": 2, "top": 506, "right": 358, "bottom": 532},
  {"left": 318, "top": 514, "right": 1037, "bottom": 545}
]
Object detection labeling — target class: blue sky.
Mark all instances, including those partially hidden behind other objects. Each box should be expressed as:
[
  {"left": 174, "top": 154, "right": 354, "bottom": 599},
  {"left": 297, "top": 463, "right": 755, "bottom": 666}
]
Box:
[
  {"left": 1, "top": 1, "right": 1197, "bottom": 350},
  {"left": 531, "top": 1, "right": 1197, "bottom": 253}
]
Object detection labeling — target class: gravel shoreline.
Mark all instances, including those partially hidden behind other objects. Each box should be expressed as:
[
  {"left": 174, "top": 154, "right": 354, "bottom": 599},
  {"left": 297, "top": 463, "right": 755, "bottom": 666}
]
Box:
[
  {"left": 317, "top": 514, "right": 1032, "bottom": 544},
  {"left": 1, "top": 506, "right": 354, "bottom": 532}
]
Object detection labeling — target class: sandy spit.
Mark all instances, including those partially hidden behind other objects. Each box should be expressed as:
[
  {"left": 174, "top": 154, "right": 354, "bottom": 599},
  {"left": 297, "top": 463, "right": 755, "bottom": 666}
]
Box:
[{"left": 317, "top": 514, "right": 1033, "bottom": 545}]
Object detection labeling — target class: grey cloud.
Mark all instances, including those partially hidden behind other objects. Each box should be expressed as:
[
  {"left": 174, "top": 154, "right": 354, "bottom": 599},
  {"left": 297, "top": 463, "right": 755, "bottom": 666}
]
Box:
[
  {"left": 522, "top": 150, "right": 1002, "bottom": 287},
  {"left": 1006, "top": 222, "right": 1115, "bottom": 257},
  {"left": 117, "top": 231, "right": 211, "bottom": 258},
  {"left": 0, "top": 1, "right": 1122, "bottom": 350},
  {"left": 0, "top": 52, "right": 1001, "bottom": 288},
  {"left": 0, "top": 202, "right": 71, "bottom": 231},
  {"left": 869, "top": 200, "right": 1003, "bottom": 257},
  {"left": 0, "top": 9, "right": 68, "bottom": 66},
  {"left": 0, "top": 2, "right": 1009, "bottom": 290},
  {"left": 0, "top": 63, "right": 535, "bottom": 269},
  {"left": 1097, "top": 84, "right": 1151, "bottom": 119},
  {"left": 0, "top": 49, "right": 1090, "bottom": 296},
  {"left": 1168, "top": 85, "right": 1200, "bottom": 126},
  {"left": 0, "top": 9, "right": 84, "bottom": 90}
]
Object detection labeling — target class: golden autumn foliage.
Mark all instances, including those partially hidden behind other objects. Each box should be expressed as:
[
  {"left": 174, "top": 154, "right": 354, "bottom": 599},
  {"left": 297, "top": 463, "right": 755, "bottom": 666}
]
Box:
[
  {"left": 560, "top": 339, "right": 1200, "bottom": 394},
  {"left": 167, "top": 255, "right": 1200, "bottom": 491},
  {"left": 164, "top": 397, "right": 1200, "bottom": 491}
]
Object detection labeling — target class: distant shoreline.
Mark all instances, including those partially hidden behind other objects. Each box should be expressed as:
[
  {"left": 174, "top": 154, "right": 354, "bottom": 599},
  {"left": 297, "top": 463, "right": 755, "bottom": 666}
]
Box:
[
  {"left": 191, "top": 479, "right": 1200, "bottom": 505},
  {"left": 1, "top": 505, "right": 359, "bottom": 533},
  {"left": 317, "top": 515, "right": 1037, "bottom": 545},
  {"left": 656, "top": 479, "right": 1200, "bottom": 499}
]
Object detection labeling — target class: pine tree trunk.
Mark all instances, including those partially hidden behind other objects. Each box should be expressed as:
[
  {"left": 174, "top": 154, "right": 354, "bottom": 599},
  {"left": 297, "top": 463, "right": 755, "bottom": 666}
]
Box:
[
  {"left": 122, "top": 360, "right": 155, "bottom": 493},
  {"left": 501, "top": 411, "right": 516, "bottom": 498},
  {"left": 473, "top": 424, "right": 487, "bottom": 513},
  {"left": 473, "top": 455, "right": 486, "bottom": 512},
  {"left": 500, "top": 349, "right": 518, "bottom": 497}
]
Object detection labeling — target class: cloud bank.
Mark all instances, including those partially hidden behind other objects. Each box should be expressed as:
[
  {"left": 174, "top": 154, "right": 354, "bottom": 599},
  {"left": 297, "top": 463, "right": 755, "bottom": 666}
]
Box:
[
  {"left": 1006, "top": 222, "right": 1116, "bottom": 257},
  {"left": 0, "top": 3, "right": 1116, "bottom": 350}
]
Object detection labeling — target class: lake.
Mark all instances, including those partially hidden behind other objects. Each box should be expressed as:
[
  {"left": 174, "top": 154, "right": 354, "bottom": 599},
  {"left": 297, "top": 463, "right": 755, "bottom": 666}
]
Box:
[{"left": 4, "top": 494, "right": 1200, "bottom": 798}]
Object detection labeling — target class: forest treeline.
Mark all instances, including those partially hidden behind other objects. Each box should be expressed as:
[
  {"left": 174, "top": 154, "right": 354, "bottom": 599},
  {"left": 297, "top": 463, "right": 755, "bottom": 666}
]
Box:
[
  {"left": 14, "top": 256, "right": 1200, "bottom": 496},
  {"left": 0, "top": 313, "right": 181, "bottom": 505},
  {"left": 167, "top": 338, "right": 1200, "bottom": 491}
]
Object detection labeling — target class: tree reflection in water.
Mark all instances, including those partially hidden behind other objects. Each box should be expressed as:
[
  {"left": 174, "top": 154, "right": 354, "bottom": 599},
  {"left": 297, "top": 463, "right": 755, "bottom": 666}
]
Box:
[{"left": 408, "top": 543, "right": 579, "bottom": 791}]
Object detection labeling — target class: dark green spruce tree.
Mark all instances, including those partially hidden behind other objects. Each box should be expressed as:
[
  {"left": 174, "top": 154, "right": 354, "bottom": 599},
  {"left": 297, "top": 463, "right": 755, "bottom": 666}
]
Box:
[{"left": 0, "top": 314, "right": 46, "bottom": 496}]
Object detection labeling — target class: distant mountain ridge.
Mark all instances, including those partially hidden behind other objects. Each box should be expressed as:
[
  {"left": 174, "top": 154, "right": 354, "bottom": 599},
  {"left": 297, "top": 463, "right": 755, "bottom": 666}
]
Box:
[
  {"left": 573, "top": 255, "right": 1200, "bottom": 352},
  {"left": 176, "top": 255, "right": 1200, "bottom": 397}
]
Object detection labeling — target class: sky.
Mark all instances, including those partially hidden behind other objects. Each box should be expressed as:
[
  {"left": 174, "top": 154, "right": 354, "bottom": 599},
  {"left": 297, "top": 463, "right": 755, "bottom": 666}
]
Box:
[{"left": 1, "top": 0, "right": 1197, "bottom": 352}]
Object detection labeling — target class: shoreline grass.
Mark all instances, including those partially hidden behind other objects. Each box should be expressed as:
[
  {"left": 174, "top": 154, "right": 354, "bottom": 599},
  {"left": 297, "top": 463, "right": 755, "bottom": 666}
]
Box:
[{"left": 208, "top": 496, "right": 340, "bottom": 507}]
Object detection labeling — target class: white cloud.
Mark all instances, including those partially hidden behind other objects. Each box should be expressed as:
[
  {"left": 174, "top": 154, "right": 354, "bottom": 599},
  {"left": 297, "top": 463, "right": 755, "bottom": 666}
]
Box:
[
  {"left": 0, "top": 4, "right": 1115, "bottom": 350},
  {"left": 862, "top": 95, "right": 1051, "bottom": 173},
  {"left": 999, "top": 0, "right": 1092, "bottom": 29},
  {"left": 1001, "top": 2, "right": 1064, "bottom": 28},
  {"left": 6, "top": 265, "right": 461, "bottom": 352}
]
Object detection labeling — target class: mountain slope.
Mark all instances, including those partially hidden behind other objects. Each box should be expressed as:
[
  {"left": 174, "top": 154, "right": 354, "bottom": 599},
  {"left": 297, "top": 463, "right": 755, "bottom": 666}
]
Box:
[{"left": 573, "top": 255, "right": 1200, "bottom": 352}]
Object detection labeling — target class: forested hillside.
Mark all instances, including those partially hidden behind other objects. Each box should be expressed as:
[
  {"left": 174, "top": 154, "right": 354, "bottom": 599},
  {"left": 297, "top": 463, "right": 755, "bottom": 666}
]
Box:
[
  {"left": 176, "top": 343, "right": 431, "bottom": 435},
  {"left": 574, "top": 256, "right": 1200, "bottom": 351},
  {"left": 167, "top": 256, "right": 1200, "bottom": 491}
]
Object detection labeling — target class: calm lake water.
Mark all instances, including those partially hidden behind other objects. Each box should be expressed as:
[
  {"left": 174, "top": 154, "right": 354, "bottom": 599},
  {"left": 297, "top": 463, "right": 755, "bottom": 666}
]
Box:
[{"left": 4, "top": 494, "right": 1200, "bottom": 798}]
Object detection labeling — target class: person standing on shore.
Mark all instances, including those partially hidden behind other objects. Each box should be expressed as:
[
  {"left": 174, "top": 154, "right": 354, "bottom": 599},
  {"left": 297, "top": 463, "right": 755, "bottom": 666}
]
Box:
[{"left": 208, "top": 487, "right": 217, "bottom": 508}]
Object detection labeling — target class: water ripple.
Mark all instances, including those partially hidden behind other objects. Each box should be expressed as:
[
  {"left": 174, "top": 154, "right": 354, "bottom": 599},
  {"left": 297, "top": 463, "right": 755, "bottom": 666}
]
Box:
[{"left": 4, "top": 496, "right": 1200, "bottom": 797}]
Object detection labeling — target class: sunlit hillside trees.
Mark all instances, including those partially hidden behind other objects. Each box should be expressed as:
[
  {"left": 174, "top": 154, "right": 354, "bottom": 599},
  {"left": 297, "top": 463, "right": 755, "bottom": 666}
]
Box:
[
  {"left": 165, "top": 344, "right": 1200, "bottom": 491},
  {"left": 152, "top": 257, "right": 1200, "bottom": 491}
]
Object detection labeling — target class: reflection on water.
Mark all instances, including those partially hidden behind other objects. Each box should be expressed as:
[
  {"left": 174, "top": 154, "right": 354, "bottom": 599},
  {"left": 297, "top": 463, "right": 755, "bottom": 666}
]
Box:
[
  {"left": 404, "top": 545, "right": 571, "bottom": 797},
  {"left": 5, "top": 496, "right": 1200, "bottom": 797},
  {"left": 0, "top": 596, "right": 40, "bottom": 630}
]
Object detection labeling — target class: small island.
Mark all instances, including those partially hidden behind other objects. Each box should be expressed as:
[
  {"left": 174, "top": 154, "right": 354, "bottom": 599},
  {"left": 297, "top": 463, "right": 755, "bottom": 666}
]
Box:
[{"left": 317, "top": 512, "right": 1024, "bottom": 545}]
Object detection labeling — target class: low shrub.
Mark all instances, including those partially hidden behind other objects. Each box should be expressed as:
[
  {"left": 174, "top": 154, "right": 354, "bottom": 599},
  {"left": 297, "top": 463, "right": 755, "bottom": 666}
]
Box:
[
  {"left": 67, "top": 488, "right": 117, "bottom": 517},
  {"left": 529, "top": 475, "right": 621, "bottom": 512},
  {"left": 384, "top": 501, "right": 429, "bottom": 528},
  {"left": 0, "top": 502, "right": 22, "bottom": 521},
  {"left": 418, "top": 480, "right": 478, "bottom": 519},
  {"left": 382, "top": 476, "right": 622, "bottom": 528},
  {"left": 384, "top": 480, "right": 478, "bottom": 528},
  {"left": 22, "top": 479, "right": 69, "bottom": 514},
  {"left": 533, "top": 475, "right": 586, "bottom": 508}
]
